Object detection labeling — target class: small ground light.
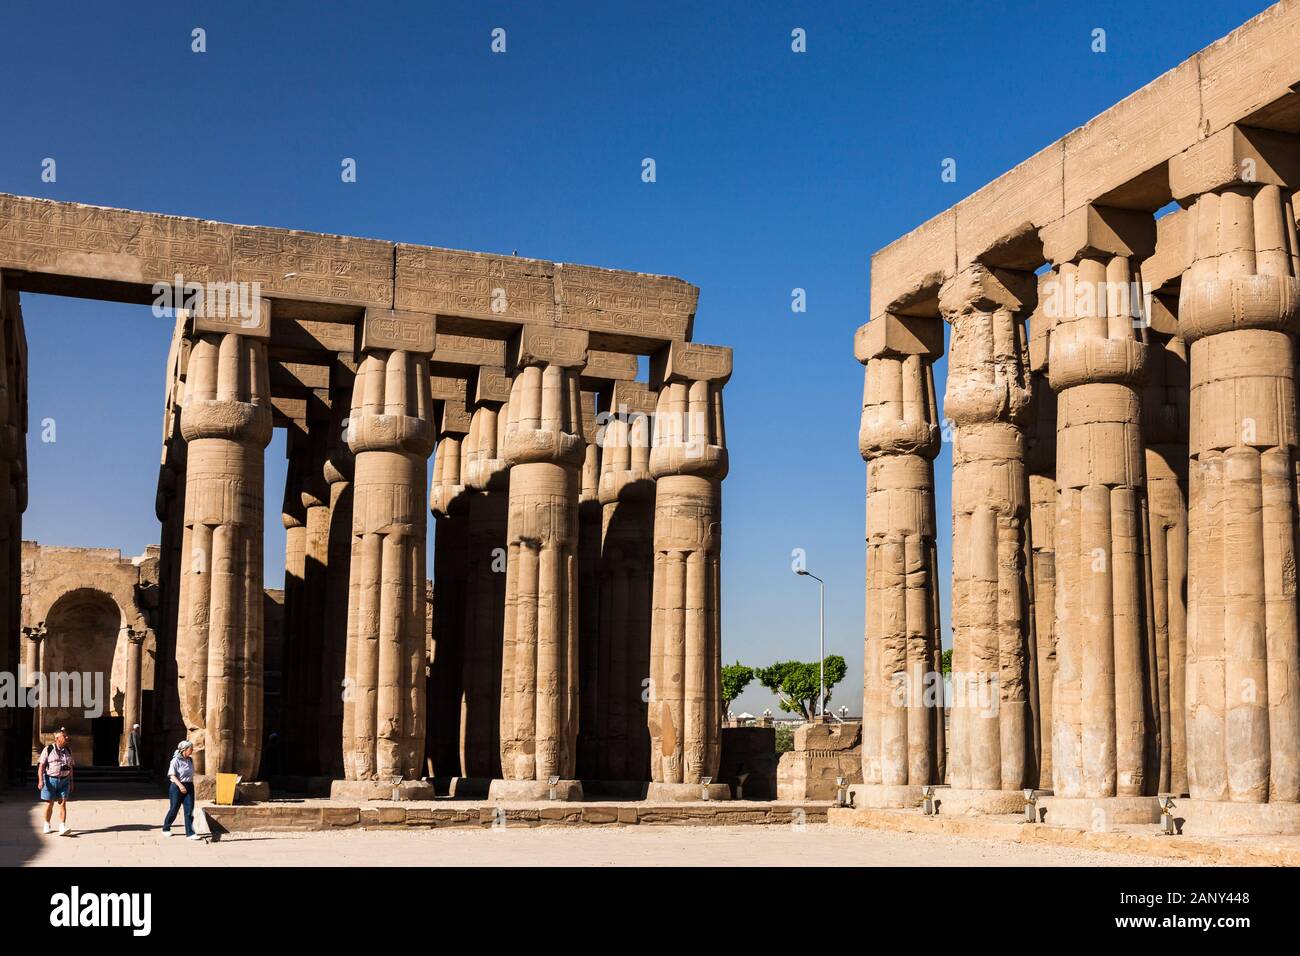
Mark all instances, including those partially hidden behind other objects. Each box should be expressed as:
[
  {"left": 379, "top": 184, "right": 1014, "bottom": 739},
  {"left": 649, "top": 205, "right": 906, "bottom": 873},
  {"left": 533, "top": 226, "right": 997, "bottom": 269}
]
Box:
[
  {"left": 548, "top": 775, "right": 559, "bottom": 801},
  {"left": 701, "top": 776, "right": 713, "bottom": 801},
  {"left": 922, "top": 785, "right": 937, "bottom": 815},
  {"left": 835, "top": 775, "right": 847, "bottom": 807},
  {"left": 1158, "top": 794, "right": 1178, "bottom": 835},
  {"left": 736, "top": 772, "right": 750, "bottom": 800},
  {"left": 1022, "top": 789, "right": 1038, "bottom": 823}
]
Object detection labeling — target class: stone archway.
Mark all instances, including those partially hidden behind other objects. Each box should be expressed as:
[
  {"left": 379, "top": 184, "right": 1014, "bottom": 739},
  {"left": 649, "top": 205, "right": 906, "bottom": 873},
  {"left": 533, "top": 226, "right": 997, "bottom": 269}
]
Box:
[{"left": 38, "top": 588, "right": 122, "bottom": 765}]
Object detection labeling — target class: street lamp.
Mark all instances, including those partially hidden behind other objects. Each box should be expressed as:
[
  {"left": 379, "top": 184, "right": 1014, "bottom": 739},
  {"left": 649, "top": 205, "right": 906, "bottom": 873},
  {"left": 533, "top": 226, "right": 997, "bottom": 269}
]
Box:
[{"left": 795, "top": 567, "right": 825, "bottom": 718}]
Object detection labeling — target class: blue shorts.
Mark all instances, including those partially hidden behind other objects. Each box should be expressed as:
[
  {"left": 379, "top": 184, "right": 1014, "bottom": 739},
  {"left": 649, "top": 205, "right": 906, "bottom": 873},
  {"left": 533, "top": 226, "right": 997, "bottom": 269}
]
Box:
[{"left": 41, "top": 776, "right": 71, "bottom": 801}]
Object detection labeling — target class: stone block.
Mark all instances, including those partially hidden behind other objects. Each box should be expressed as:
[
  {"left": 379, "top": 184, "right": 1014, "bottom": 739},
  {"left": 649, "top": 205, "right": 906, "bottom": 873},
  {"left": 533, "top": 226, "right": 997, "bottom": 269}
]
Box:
[
  {"left": 360, "top": 308, "right": 436, "bottom": 354},
  {"left": 650, "top": 340, "right": 732, "bottom": 386},
  {"left": 853, "top": 314, "right": 944, "bottom": 362}
]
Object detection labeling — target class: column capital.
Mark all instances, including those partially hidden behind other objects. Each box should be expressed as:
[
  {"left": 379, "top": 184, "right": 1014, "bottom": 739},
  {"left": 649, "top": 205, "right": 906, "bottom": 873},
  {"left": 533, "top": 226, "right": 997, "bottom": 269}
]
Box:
[
  {"left": 854, "top": 314, "right": 942, "bottom": 363},
  {"left": 651, "top": 341, "right": 731, "bottom": 387},
  {"left": 1040, "top": 204, "right": 1155, "bottom": 266},
  {"left": 360, "top": 308, "right": 435, "bottom": 355},
  {"left": 938, "top": 263, "right": 1036, "bottom": 320},
  {"left": 1169, "top": 125, "right": 1300, "bottom": 203},
  {"left": 509, "top": 325, "right": 588, "bottom": 372},
  {"left": 471, "top": 366, "right": 513, "bottom": 408}
]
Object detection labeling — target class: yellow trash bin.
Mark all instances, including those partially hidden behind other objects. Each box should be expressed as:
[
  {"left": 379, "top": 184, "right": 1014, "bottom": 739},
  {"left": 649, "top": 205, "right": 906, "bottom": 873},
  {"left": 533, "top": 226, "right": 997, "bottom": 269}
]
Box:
[{"left": 214, "top": 773, "right": 240, "bottom": 806}]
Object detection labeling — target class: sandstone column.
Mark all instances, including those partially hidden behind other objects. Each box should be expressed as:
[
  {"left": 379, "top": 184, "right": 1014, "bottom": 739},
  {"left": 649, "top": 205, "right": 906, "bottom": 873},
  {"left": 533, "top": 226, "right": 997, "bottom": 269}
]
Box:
[
  {"left": 459, "top": 367, "right": 511, "bottom": 782},
  {"left": 428, "top": 396, "right": 471, "bottom": 779},
  {"left": 595, "top": 380, "right": 657, "bottom": 782},
  {"left": 493, "top": 327, "right": 587, "bottom": 801},
  {"left": 1026, "top": 279, "right": 1058, "bottom": 789},
  {"left": 1141, "top": 296, "right": 1189, "bottom": 797},
  {"left": 940, "top": 265, "right": 1037, "bottom": 811},
  {"left": 1041, "top": 205, "right": 1161, "bottom": 825},
  {"left": 334, "top": 309, "right": 436, "bottom": 800},
  {"left": 121, "top": 625, "right": 147, "bottom": 765},
  {"left": 176, "top": 304, "right": 273, "bottom": 781},
  {"left": 319, "top": 361, "right": 354, "bottom": 778},
  {"left": 647, "top": 342, "right": 730, "bottom": 801},
  {"left": 0, "top": 280, "right": 25, "bottom": 780},
  {"left": 279, "top": 427, "right": 308, "bottom": 767},
  {"left": 852, "top": 314, "right": 945, "bottom": 808},
  {"left": 575, "top": 390, "right": 604, "bottom": 779},
  {"left": 1172, "top": 127, "right": 1300, "bottom": 829}
]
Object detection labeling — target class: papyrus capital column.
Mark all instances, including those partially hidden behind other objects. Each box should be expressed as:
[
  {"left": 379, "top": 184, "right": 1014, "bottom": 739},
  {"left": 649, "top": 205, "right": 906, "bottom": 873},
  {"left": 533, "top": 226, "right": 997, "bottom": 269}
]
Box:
[
  {"left": 647, "top": 342, "right": 729, "bottom": 796},
  {"left": 459, "top": 367, "right": 511, "bottom": 779},
  {"left": 319, "top": 360, "right": 354, "bottom": 778},
  {"left": 336, "top": 309, "right": 436, "bottom": 797},
  {"left": 940, "top": 264, "right": 1036, "bottom": 800},
  {"left": 496, "top": 326, "right": 588, "bottom": 795},
  {"left": 1171, "top": 126, "right": 1300, "bottom": 808},
  {"left": 1041, "top": 205, "right": 1157, "bottom": 811},
  {"left": 854, "top": 314, "right": 944, "bottom": 805},
  {"left": 177, "top": 302, "right": 273, "bottom": 779}
]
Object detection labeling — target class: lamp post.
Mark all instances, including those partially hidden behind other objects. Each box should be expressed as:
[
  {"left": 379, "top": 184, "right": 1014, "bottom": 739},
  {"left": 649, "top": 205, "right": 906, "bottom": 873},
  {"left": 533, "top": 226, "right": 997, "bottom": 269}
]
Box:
[{"left": 795, "top": 568, "right": 825, "bottom": 718}]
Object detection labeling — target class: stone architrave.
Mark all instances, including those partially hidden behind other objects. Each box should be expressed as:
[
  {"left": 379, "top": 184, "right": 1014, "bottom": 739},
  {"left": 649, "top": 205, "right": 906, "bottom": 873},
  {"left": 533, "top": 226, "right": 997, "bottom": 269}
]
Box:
[{"left": 646, "top": 342, "right": 730, "bottom": 801}]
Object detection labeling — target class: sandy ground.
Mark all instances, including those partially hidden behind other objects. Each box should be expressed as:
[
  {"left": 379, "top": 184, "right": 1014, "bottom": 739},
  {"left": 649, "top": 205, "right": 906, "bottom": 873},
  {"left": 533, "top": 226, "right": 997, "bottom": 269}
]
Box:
[{"left": 0, "top": 791, "right": 1185, "bottom": 866}]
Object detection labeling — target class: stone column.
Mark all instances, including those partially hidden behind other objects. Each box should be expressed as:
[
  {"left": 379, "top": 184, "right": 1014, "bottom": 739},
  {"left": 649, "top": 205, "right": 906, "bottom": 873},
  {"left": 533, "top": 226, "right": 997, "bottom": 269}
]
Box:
[
  {"left": 176, "top": 304, "right": 273, "bottom": 781},
  {"left": 493, "top": 327, "right": 587, "bottom": 801},
  {"left": 576, "top": 389, "right": 604, "bottom": 779},
  {"left": 851, "top": 314, "right": 944, "bottom": 808},
  {"left": 121, "top": 625, "right": 147, "bottom": 764},
  {"left": 940, "top": 265, "right": 1037, "bottom": 811},
  {"left": 279, "top": 426, "right": 308, "bottom": 768},
  {"left": 647, "top": 342, "right": 730, "bottom": 802},
  {"left": 334, "top": 309, "right": 436, "bottom": 800},
  {"left": 1171, "top": 128, "right": 1300, "bottom": 830},
  {"left": 0, "top": 280, "right": 25, "bottom": 780},
  {"left": 1141, "top": 297, "right": 1189, "bottom": 797},
  {"left": 24, "top": 624, "right": 44, "bottom": 757},
  {"left": 299, "top": 407, "right": 332, "bottom": 776},
  {"left": 1041, "top": 205, "right": 1161, "bottom": 826},
  {"left": 459, "top": 367, "right": 511, "bottom": 783},
  {"left": 596, "top": 381, "right": 657, "bottom": 783},
  {"left": 319, "top": 361, "right": 354, "bottom": 778},
  {"left": 1026, "top": 278, "right": 1058, "bottom": 789},
  {"left": 428, "top": 395, "right": 471, "bottom": 780}
]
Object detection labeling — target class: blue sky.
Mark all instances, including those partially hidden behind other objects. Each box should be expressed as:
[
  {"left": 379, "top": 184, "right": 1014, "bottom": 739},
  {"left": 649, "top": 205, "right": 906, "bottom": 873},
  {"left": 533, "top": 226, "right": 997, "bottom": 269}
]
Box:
[{"left": 0, "top": 0, "right": 1272, "bottom": 716}]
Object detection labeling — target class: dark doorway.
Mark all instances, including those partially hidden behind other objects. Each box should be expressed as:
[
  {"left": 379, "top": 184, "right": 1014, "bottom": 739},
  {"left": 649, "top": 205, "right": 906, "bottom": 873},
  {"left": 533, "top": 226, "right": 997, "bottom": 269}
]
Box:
[{"left": 92, "top": 715, "right": 122, "bottom": 766}]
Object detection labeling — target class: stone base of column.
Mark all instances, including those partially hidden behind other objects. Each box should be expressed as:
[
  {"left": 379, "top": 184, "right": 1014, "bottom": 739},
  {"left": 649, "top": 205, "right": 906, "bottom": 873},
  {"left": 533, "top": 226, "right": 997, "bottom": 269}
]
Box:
[
  {"left": 329, "top": 779, "right": 436, "bottom": 802},
  {"left": 192, "top": 776, "right": 270, "bottom": 804},
  {"left": 1173, "top": 799, "right": 1300, "bottom": 837},
  {"left": 488, "top": 779, "right": 584, "bottom": 802},
  {"left": 847, "top": 784, "right": 926, "bottom": 810},
  {"left": 934, "top": 787, "right": 1030, "bottom": 816},
  {"left": 644, "top": 782, "right": 732, "bottom": 803},
  {"left": 581, "top": 779, "right": 651, "bottom": 800},
  {"left": 1040, "top": 795, "right": 1160, "bottom": 829}
]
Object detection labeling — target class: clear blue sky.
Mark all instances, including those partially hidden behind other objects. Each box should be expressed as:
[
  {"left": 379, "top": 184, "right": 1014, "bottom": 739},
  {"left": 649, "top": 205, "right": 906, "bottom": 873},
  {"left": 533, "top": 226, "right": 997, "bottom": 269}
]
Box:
[{"left": 0, "top": 0, "right": 1272, "bottom": 717}]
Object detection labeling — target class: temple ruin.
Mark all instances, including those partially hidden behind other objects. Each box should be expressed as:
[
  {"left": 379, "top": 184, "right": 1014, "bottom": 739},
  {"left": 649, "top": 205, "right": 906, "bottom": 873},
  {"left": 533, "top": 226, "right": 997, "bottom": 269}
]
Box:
[
  {"left": 853, "top": 0, "right": 1300, "bottom": 834},
  {"left": 0, "top": 195, "right": 730, "bottom": 802}
]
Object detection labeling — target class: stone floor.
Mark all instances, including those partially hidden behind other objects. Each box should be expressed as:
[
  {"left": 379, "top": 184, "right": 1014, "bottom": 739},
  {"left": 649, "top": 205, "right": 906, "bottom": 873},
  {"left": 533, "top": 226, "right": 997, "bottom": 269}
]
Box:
[{"left": 0, "top": 790, "right": 1183, "bottom": 866}]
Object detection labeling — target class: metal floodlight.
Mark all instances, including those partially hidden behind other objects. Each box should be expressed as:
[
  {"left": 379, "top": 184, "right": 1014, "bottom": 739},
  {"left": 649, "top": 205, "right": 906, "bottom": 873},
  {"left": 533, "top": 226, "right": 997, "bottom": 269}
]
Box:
[
  {"left": 736, "top": 771, "right": 750, "bottom": 800},
  {"left": 921, "top": 785, "right": 937, "bottom": 816},
  {"left": 547, "top": 775, "right": 560, "bottom": 801},
  {"left": 1158, "top": 793, "right": 1178, "bottom": 836},
  {"left": 1022, "top": 789, "right": 1038, "bottom": 824},
  {"left": 835, "top": 776, "right": 848, "bottom": 807},
  {"left": 701, "top": 776, "right": 713, "bottom": 801}
]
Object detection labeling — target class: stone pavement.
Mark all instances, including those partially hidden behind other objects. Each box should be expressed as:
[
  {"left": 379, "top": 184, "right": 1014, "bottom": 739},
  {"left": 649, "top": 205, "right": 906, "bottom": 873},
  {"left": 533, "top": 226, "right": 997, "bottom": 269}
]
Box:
[{"left": 0, "top": 792, "right": 1183, "bottom": 867}]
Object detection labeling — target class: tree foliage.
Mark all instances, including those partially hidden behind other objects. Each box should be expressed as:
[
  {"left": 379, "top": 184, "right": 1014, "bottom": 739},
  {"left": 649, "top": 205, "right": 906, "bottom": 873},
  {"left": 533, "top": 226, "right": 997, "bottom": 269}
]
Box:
[
  {"left": 755, "top": 655, "right": 848, "bottom": 720},
  {"left": 721, "top": 662, "right": 755, "bottom": 714}
]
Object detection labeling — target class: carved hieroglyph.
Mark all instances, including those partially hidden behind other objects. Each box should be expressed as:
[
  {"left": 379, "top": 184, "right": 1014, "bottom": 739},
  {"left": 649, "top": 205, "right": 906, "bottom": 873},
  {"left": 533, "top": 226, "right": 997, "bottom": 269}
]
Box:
[
  {"left": 499, "top": 328, "right": 587, "bottom": 782},
  {"left": 1178, "top": 168, "right": 1300, "bottom": 804},
  {"left": 341, "top": 311, "right": 435, "bottom": 784},
  {"left": 856, "top": 316, "right": 944, "bottom": 790},
  {"left": 941, "top": 265, "right": 1035, "bottom": 792},
  {"left": 176, "top": 308, "right": 273, "bottom": 778},
  {"left": 648, "top": 344, "right": 728, "bottom": 786}
]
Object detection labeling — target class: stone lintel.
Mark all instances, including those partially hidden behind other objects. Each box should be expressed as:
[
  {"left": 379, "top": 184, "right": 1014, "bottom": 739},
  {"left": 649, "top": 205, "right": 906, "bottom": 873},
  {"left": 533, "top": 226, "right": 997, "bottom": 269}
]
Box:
[
  {"left": 1169, "top": 125, "right": 1300, "bottom": 202},
  {"left": 270, "top": 360, "right": 330, "bottom": 391},
  {"left": 431, "top": 331, "right": 508, "bottom": 369},
  {"left": 471, "top": 366, "right": 513, "bottom": 406},
  {"left": 187, "top": 297, "right": 272, "bottom": 340},
  {"left": 853, "top": 313, "right": 944, "bottom": 364},
  {"left": 1040, "top": 205, "right": 1156, "bottom": 266},
  {"left": 610, "top": 379, "right": 658, "bottom": 418},
  {"left": 510, "top": 325, "right": 589, "bottom": 371},
  {"left": 1147, "top": 291, "right": 1179, "bottom": 337},
  {"left": 938, "top": 263, "right": 1036, "bottom": 319},
  {"left": 429, "top": 374, "right": 469, "bottom": 403},
  {"left": 581, "top": 349, "right": 639, "bottom": 384},
  {"left": 360, "top": 308, "right": 436, "bottom": 354},
  {"left": 651, "top": 341, "right": 732, "bottom": 387}
]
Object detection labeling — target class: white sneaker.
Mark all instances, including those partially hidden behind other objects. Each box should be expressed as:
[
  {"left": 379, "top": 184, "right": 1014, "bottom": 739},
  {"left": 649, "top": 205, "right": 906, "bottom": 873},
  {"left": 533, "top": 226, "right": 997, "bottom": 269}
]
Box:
[
  {"left": 161, "top": 830, "right": 176, "bottom": 837},
  {"left": 58, "top": 824, "right": 69, "bottom": 836},
  {"left": 187, "top": 834, "right": 202, "bottom": 841},
  {"left": 42, "top": 823, "right": 51, "bottom": 834}
]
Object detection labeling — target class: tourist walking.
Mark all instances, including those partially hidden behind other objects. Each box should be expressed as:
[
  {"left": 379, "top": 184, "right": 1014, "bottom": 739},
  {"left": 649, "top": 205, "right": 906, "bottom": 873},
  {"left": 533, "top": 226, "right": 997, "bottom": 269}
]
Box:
[
  {"left": 161, "top": 740, "right": 201, "bottom": 841},
  {"left": 37, "top": 728, "right": 75, "bottom": 835}
]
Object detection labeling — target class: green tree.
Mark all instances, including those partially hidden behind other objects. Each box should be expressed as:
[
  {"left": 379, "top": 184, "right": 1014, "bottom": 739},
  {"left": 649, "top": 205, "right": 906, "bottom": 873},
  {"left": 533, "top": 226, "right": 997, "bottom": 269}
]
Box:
[
  {"left": 941, "top": 648, "right": 952, "bottom": 677},
  {"left": 755, "top": 655, "right": 848, "bottom": 720},
  {"left": 721, "top": 662, "right": 754, "bottom": 716}
]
